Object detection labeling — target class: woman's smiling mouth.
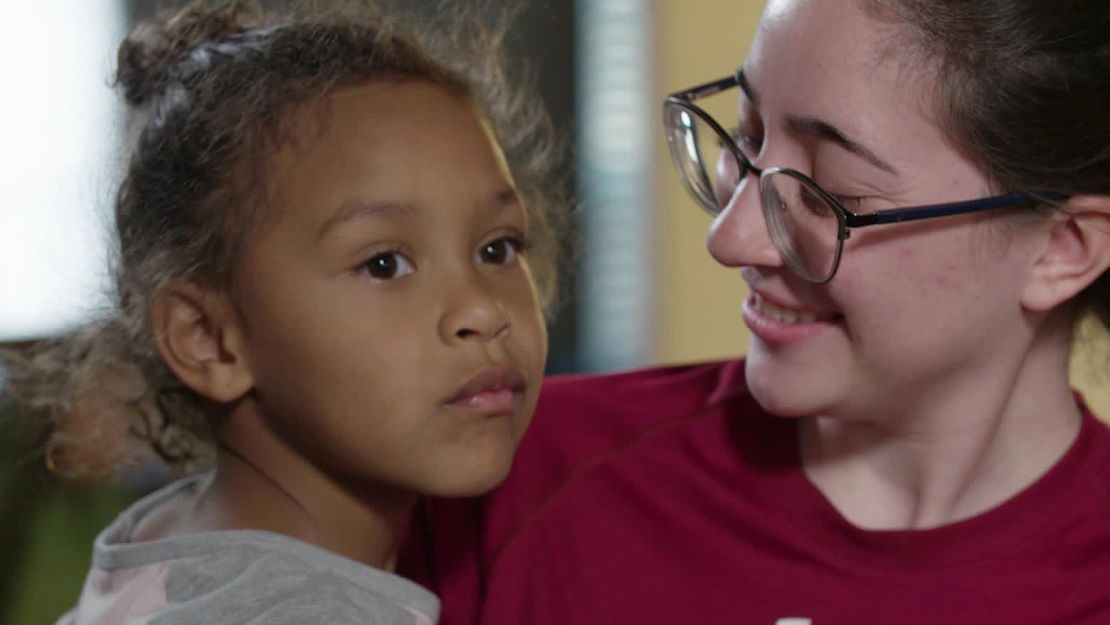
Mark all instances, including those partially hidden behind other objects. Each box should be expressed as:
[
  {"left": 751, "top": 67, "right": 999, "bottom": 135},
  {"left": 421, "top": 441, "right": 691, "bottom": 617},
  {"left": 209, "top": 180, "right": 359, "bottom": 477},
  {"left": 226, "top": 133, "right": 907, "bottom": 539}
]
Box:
[
  {"left": 754, "top": 296, "right": 819, "bottom": 324},
  {"left": 743, "top": 291, "right": 842, "bottom": 345}
]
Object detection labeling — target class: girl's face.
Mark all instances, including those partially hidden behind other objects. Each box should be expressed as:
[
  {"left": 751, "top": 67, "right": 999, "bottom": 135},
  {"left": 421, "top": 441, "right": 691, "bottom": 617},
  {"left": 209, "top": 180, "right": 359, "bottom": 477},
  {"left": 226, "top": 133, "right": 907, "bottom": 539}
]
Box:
[
  {"left": 231, "top": 80, "right": 547, "bottom": 496},
  {"left": 709, "top": 0, "right": 1044, "bottom": 420}
]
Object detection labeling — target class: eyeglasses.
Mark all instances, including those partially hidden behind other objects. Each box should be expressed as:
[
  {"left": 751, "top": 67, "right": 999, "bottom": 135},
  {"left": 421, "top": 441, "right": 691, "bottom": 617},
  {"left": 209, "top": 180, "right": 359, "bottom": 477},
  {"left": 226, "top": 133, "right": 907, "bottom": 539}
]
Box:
[{"left": 662, "top": 70, "right": 1064, "bottom": 283}]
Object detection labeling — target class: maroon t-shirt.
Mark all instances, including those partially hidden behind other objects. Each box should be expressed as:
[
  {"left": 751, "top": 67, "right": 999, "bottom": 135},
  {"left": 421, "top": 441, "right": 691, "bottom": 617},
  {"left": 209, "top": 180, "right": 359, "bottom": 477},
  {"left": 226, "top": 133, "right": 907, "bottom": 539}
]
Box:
[{"left": 400, "top": 360, "right": 1110, "bottom": 624}]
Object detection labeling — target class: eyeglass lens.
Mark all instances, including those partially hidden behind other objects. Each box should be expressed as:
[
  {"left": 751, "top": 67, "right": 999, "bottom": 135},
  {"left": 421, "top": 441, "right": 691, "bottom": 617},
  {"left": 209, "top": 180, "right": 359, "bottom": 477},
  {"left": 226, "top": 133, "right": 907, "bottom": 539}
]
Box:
[
  {"left": 665, "top": 102, "right": 842, "bottom": 282},
  {"left": 760, "top": 173, "right": 841, "bottom": 282},
  {"left": 664, "top": 105, "right": 743, "bottom": 214}
]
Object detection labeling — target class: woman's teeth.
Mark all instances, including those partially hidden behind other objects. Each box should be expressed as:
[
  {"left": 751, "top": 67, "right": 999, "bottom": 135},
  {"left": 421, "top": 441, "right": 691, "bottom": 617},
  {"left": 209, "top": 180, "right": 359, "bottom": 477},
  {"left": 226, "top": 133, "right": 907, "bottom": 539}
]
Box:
[{"left": 757, "top": 298, "right": 818, "bottom": 324}]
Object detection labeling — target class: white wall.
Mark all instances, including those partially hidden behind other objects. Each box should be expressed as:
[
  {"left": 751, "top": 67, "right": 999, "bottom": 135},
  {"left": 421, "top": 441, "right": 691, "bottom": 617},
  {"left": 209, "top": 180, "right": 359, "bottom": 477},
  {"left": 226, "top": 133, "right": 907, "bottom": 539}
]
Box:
[{"left": 0, "top": 2, "right": 126, "bottom": 342}]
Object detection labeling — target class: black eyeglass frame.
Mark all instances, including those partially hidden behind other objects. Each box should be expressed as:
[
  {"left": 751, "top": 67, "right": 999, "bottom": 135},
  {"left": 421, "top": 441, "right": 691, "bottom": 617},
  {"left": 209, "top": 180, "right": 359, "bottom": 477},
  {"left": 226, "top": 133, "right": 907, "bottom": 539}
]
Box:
[{"left": 663, "top": 70, "right": 1068, "bottom": 282}]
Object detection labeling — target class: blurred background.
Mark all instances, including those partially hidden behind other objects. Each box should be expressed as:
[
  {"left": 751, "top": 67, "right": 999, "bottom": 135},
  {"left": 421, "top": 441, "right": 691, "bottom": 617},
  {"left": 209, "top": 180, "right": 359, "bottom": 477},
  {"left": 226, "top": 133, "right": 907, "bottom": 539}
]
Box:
[{"left": 1, "top": 1, "right": 1108, "bottom": 624}]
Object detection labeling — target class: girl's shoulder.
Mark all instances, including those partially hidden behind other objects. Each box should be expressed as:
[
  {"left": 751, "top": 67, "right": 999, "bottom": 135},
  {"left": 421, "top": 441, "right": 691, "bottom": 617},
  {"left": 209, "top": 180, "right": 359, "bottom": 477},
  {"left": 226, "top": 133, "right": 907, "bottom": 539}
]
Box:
[{"left": 62, "top": 475, "right": 439, "bottom": 625}]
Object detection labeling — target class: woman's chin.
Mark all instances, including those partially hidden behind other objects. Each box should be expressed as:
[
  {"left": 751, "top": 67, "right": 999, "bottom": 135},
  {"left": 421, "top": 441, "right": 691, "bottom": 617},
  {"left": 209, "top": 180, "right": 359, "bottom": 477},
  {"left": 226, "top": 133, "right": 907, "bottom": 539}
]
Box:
[{"left": 744, "top": 352, "right": 832, "bottom": 418}]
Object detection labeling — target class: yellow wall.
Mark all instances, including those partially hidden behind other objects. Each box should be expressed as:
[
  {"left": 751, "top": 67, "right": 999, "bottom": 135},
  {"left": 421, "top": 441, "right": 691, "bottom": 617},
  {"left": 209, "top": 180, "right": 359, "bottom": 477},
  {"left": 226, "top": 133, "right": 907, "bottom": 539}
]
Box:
[
  {"left": 648, "top": 1, "right": 1110, "bottom": 418},
  {"left": 1071, "top": 319, "right": 1110, "bottom": 416},
  {"left": 652, "top": 1, "right": 764, "bottom": 365}
]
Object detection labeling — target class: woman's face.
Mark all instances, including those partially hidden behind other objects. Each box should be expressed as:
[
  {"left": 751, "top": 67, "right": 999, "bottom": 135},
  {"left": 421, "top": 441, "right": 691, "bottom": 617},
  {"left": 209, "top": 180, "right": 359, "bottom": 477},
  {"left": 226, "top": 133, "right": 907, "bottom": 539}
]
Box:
[{"left": 710, "top": 0, "right": 1043, "bottom": 420}]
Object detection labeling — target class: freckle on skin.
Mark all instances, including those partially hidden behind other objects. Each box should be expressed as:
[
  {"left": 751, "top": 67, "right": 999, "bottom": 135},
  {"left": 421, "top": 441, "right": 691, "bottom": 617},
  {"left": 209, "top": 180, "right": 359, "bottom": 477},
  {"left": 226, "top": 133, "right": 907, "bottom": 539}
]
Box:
[{"left": 932, "top": 263, "right": 959, "bottom": 288}]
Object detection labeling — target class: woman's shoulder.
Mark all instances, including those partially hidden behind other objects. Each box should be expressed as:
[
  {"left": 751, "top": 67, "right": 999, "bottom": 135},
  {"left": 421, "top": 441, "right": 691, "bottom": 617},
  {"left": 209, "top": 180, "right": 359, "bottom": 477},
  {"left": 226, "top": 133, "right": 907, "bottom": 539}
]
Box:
[
  {"left": 487, "top": 358, "right": 759, "bottom": 522},
  {"left": 524, "top": 358, "right": 748, "bottom": 462},
  {"left": 537, "top": 357, "right": 749, "bottom": 422}
]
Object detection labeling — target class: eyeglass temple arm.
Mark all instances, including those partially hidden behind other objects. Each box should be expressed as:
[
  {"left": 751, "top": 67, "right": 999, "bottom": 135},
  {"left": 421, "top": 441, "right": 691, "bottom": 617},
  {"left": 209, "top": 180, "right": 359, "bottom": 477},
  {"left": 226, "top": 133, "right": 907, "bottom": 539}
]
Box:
[
  {"left": 843, "top": 192, "right": 1066, "bottom": 228},
  {"left": 668, "top": 73, "right": 740, "bottom": 102}
]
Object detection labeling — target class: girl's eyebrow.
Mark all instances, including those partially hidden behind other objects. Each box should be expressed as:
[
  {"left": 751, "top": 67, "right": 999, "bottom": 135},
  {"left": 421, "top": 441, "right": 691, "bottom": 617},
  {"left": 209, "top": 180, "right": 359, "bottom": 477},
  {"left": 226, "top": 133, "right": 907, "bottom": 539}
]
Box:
[
  {"left": 487, "top": 188, "right": 522, "bottom": 213},
  {"left": 318, "top": 199, "right": 416, "bottom": 239},
  {"left": 738, "top": 68, "right": 899, "bottom": 176},
  {"left": 319, "top": 189, "right": 520, "bottom": 239}
]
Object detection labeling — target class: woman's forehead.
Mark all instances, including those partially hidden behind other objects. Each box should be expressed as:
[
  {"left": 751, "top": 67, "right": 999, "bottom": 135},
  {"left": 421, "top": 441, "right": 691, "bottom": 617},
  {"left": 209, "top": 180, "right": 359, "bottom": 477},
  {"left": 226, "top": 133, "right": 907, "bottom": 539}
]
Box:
[
  {"left": 752, "top": 0, "right": 906, "bottom": 91},
  {"left": 747, "top": 0, "right": 943, "bottom": 164}
]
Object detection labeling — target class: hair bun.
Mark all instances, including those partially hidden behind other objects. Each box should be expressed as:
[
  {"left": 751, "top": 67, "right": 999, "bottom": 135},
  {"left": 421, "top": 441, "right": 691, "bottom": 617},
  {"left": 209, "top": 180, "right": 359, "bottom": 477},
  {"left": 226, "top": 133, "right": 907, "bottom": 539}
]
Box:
[{"left": 116, "top": 1, "right": 261, "bottom": 106}]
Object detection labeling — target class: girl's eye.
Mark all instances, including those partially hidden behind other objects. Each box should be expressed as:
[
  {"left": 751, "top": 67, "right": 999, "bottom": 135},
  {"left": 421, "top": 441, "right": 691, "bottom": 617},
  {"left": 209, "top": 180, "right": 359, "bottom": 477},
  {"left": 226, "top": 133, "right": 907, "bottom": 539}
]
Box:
[
  {"left": 359, "top": 250, "right": 415, "bottom": 280},
  {"left": 478, "top": 237, "right": 525, "bottom": 265}
]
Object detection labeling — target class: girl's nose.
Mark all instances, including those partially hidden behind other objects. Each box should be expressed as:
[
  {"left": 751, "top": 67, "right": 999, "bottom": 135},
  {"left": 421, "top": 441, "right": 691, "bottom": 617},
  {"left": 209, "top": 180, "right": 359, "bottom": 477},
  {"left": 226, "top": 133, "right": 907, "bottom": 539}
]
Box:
[
  {"left": 439, "top": 274, "right": 511, "bottom": 344},
  {"left": 706, "top": 173, "right": 783, "bottom": 269}
]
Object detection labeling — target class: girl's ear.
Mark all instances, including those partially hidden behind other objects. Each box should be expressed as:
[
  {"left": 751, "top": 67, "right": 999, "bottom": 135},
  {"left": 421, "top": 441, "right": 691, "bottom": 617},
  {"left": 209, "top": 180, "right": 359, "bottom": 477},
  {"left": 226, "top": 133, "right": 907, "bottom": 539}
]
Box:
[
  {"left": 151, "top": 282, "right": 254, "bottom": 403},
  {"left": 1022, "top": 195, "right": 1110, "bottom": 313}
]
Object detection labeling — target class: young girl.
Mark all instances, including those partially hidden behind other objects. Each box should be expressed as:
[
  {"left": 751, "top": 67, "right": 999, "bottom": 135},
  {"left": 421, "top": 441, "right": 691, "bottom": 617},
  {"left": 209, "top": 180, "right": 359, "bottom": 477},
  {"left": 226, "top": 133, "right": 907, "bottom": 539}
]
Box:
[{"left": 0, "top": 1, "right": 564, "bottom": 623}]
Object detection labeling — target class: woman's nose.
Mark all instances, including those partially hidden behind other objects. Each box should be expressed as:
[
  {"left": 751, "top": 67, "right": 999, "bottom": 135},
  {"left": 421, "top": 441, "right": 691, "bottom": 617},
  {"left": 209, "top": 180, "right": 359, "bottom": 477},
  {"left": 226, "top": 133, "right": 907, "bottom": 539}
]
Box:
[
  {"left": 438, "top": 274, "right": 511, "bottom": 344},
  {"left": 706, "top": 173, "right": 782, "bottom": 269}
]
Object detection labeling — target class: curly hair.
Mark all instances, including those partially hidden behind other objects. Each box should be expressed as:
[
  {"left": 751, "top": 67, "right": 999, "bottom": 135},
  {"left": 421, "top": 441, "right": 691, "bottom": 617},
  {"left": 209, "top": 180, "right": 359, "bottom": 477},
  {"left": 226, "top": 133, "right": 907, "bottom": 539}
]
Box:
[{"left": 0, "top": 0, "right": 569, "bottom": 479}]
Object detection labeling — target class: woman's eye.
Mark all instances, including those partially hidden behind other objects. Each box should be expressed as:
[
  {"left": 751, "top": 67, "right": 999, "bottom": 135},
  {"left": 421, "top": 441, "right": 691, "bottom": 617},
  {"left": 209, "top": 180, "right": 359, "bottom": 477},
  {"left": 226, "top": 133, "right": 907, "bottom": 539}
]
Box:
[
  {"left": 835, "top": 195, "right": 867, "bottom": 209},
  {"left": 824, "top": 193, "right": 868, "bottom": 213},
  {"left": 719, "top": 126, "right": 761, "bottom": 152},
  {"left": 478, "top": 237, "right": 525, "bottom": 265},
  {"left": 800, "top": 187, "right": 834, "bottom": 217},
  {"left": 359, "top": 251, "right": 415, "bottom": 280}
]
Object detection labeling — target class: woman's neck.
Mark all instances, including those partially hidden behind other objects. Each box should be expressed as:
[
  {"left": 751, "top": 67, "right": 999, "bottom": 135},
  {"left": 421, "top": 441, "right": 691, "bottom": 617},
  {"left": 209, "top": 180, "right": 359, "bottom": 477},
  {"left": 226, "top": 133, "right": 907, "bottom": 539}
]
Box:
[
  {"left": 800, "top": 313, "right": 1083, "bottom": 530},
  {"left": 184, "top": 404, "right": 417, "bottom": 571}
]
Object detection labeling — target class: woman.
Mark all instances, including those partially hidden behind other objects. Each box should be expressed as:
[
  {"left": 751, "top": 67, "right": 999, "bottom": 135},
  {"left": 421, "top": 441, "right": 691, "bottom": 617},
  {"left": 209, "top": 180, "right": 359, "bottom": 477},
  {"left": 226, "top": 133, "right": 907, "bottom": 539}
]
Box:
[{"left": 400, "top": 1, "right": 1110, "bottom": 623}]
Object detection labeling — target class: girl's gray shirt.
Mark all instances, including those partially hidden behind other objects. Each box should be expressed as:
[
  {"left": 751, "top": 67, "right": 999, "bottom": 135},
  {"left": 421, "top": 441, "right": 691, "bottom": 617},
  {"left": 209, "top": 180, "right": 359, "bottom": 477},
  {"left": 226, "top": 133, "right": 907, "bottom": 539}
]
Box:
[{"left": 56, "top": 473, "right": 440, "bottom": 625}]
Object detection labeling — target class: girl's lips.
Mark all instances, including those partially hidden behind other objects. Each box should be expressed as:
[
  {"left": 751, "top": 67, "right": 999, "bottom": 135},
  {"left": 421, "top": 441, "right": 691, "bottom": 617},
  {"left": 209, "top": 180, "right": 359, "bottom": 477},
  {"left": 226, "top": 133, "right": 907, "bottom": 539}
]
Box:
[
  {"left": 448, "top": 388, "right": 518, "bottom": 413},
  {"left": 446, "top": 365, "right": 526, "bottom": 414},
  {"left": 743, "top": 292, "right": 841, "bottom": 346}
]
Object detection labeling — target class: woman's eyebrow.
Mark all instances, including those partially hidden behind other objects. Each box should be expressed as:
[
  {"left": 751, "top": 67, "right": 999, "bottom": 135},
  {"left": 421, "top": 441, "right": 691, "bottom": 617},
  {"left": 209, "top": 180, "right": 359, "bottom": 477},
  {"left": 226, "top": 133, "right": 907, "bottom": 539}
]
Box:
[
  {"left": 786, "top": 115, "right": 900, "bottom": 176},
  {"left": 738, "top": 69, "right": 899, "bottom": 176}
]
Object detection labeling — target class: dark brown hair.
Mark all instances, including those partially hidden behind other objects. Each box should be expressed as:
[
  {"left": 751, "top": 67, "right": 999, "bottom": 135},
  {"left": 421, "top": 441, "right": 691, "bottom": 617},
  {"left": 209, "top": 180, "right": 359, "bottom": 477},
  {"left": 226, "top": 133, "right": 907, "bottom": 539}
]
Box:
[
  {"left": 866, "top": 0, "right": 1110, "bottom": 325},
  {"left": 0, "top": 0, "right": 568, "bottom": 478}
]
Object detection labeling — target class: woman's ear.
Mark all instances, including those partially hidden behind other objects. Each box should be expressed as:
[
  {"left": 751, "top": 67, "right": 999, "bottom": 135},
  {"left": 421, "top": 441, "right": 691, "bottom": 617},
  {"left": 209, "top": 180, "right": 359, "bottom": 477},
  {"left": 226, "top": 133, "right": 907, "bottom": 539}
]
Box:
[
  {"left": 151, "top": 282, "right": 254, "bottom": 403},
  {"left": 1022, "top": 195, "right": 1110, "bottom": 313}
]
